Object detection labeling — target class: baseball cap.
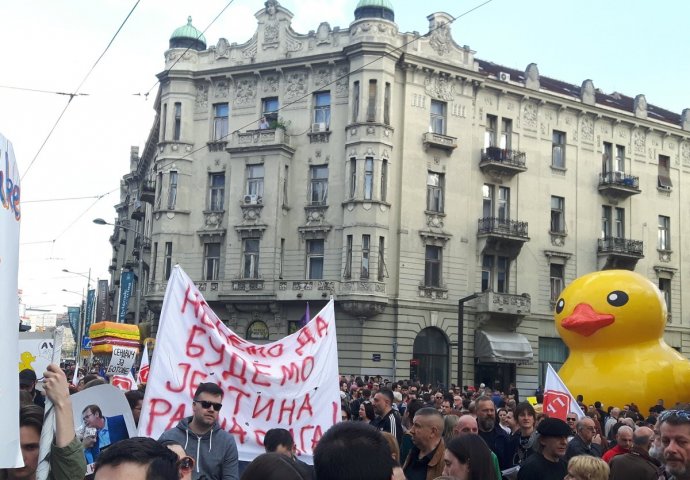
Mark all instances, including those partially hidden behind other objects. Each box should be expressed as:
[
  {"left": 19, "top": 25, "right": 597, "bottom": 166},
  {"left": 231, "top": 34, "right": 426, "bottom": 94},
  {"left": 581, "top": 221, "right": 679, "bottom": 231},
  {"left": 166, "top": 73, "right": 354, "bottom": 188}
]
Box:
[
  {"left": 537, "top": 418, "right": 572, "bottom": 437},
  {"left": 19, "top": 369, "right": 37, "bottom": 387}
]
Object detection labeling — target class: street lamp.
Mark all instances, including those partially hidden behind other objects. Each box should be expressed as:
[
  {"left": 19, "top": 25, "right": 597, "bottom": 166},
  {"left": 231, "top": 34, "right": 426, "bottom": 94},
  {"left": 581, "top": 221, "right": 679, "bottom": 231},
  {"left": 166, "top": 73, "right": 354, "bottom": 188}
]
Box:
[
  {"left": 62, "top": 269, "right": 91, "bottom": 364},
  {"left": 457, "top": 293, "right": 478, "bottom": 389},
  {"left": 62, "top": 268, "right": 90, "bottom": 281},
  {"left": 94, "top": 218, "right": 149, "bottom": 324}
]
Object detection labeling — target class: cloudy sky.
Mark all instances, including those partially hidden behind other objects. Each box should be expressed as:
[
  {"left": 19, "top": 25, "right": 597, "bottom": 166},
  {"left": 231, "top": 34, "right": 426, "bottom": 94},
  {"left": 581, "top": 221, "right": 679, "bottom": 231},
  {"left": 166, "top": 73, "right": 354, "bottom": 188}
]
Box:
[{"left": 3, "top": 0, "right": 688, "bottom": 317}]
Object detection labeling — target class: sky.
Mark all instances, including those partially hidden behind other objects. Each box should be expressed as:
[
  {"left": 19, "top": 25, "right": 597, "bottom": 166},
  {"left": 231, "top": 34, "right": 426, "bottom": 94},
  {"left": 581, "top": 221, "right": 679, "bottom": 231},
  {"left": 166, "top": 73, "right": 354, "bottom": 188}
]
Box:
[{"left": 2, "top": 0, "right": 688, "bottom": 318}]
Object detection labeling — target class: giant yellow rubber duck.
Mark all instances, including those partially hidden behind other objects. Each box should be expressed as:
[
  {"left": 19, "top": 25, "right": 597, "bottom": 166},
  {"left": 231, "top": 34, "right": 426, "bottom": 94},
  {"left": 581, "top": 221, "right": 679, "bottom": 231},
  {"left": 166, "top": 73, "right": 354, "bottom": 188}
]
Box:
[{"left": 555, "top": 270, "right": 690, "bottom": 411}]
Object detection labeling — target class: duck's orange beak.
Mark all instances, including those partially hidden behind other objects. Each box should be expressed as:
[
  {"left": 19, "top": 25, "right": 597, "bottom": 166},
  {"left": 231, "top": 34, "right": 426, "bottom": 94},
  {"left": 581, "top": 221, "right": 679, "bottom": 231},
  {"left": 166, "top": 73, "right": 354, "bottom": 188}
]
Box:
[{"left": 561, "top": 303, "right": 615, "bottom": 337}]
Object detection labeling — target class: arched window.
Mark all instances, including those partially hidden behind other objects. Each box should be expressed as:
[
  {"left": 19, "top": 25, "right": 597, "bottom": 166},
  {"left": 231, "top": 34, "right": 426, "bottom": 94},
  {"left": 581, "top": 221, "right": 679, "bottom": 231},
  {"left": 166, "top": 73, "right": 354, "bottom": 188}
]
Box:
[{"left": 412, "top": 328, "right": 449, "bottom": 388}]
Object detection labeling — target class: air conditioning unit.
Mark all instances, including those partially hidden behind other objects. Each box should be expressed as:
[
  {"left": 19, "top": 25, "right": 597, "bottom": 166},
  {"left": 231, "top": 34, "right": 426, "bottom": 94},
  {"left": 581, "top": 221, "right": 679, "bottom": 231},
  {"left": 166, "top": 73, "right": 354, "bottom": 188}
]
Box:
[
  {"left": 658, "top": 184, "right": 672, "bottom": 192},
  {"left": 498, "top": 71, "right": 511, "bottom": 82},
  {"left": 243, "top": 194, "right": 260, "bottom": 204},
  {"left": 612, "top": 171, "right": 624, "bottom": 182},
  {"left": 312, "top": 122, "right": 327, "bottom": 132}
]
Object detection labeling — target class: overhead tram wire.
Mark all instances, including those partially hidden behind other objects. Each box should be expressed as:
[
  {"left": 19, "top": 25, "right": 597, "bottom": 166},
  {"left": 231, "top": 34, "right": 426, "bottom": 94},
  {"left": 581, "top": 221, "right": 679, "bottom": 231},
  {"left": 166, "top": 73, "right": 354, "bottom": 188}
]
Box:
[
  {"left": 0, "top": 85, "right": 90, "bottom": 97},
  {"left": 154, "top": 0, "right": 495, "bottom": 172},
  {"left": 141, "top": 0, "right": 237, "bottom": 99},
  {"left": 23, "top": 191, "right": 116, "bottom": 204},
  {"left": 20, "top": 0, "right": 142, "bottom": 181}
]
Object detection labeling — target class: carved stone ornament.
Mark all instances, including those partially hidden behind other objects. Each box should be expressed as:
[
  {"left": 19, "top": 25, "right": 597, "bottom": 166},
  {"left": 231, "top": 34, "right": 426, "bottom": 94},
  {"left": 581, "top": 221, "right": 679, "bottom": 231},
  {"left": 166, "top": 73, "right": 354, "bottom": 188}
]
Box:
[
  {"left": 286, "top": 37, "right": 303, "bottom": 53},
  {"left": 240, "top": 203, "right": 263, "bottom": 222},
  {"left": 314, "top": 68, "right": 331, "bottom": 89},
  {"left": 634, "top": 94, "right": 648, "bottom": 119},
  {"left": 235, "top": 78, "right": 257, "bottom": 106},
  {"left": 214, "top": 80, "right": 229, "bottom": 98},
  {"left": 522, "top": 102, "right": 537, "bottom": 130},
  {"left": 215, "top": 38, "right": 230, "bottom": 59},
  {"left": 424, "top": 74, "right": 455, "bottom": 101},
  {"left": 335, "top": 66, "right": 349, "bottom": 96},
  {"left": 166, "top": 50, "right": 197, "bottom": 64},
  {"left": 241, "top": 35, "right": 258, "bottom": 59},
  {"left": 263, "top": 76, "right": 279, "bottom": 93},
  {"left": 204, "top": 212, "right": 223, "bottom": 228},
  {"left": 195, "top": 83, "right": 209, "bottom": 112},
  {"left": 682, "top": 108, "right": 690, "bottom": 131},
  {"left": 580, "top": 79, "right": 595, "bottom": 105},
  {"left": 524, "top": 63, "right": 540, "bottom": 90},
  {"left": 315, "top": 22, "right": 332, "bottom": 45},
  {"left": 681, "top": 141, "right": 690, "bottom": 166},
  {"left": 581, "top": 116, "right": 594, "bottom": 142},
  {"left": 264, "top": 20, "right": 279, "bottom": 48},
  {"left": 426, "top": 213, "right": 444, "bottom": 228},
  {"left": 633, "top": 129, "right": 646, "bottom": 154},
  {"left": 285, "top": 72, "right": 307, "bottom": 100},
  {"left": 427, "top": 15, "right": 452, "bottom": 56}
]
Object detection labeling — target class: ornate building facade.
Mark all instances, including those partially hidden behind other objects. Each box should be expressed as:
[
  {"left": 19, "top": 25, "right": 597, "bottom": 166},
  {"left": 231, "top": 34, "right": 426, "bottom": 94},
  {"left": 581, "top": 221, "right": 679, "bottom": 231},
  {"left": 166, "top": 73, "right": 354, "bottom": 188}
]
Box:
[{"left": 107, "top": 0, "right": 690, "bottom": 391}]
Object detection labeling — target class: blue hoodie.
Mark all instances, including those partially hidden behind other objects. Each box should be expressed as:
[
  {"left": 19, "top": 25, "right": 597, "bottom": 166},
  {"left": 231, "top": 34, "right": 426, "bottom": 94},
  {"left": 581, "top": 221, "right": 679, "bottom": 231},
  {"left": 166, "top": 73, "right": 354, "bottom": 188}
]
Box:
[{"left": 159, "top": 417, "right": 239, "bottom": 480}]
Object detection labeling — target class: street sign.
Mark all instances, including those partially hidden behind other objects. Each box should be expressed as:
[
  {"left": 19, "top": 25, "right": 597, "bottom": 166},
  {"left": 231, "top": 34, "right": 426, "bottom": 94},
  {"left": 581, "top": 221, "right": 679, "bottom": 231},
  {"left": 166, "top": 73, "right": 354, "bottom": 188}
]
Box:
[
  {"left": 372, "top": 353, "right": 381, "bottom": 362},
  {"left": 82, "top": 337, "right": 92, "bottom": 350}
]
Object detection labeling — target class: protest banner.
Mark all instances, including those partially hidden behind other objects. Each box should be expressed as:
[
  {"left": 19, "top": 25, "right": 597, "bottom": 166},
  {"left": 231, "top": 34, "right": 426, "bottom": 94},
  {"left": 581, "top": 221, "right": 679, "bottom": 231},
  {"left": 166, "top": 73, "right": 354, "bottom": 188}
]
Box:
[
  {"left": 0, "top": 132, "right": 23, "bottom": 467},
  {"left": 112, "top": 371, "right": 137, "bottom": 391},
  {"left": 544, "top": 363, "right": 585, "bottom": 421},
  {"left": 18, "top": 332, "right": 55, "bottom": 380},
  {"left": 138, "top": 266, "right": 340, "bottom": 464},
  {"left": 106, "top": 346, "right": 137, "bottom": 376},
  {"left": 36, "top": 327, "right": 64, "bottom": 480},
  {"left": 137, "top": 342, "right": 150, "bottom": 384}
]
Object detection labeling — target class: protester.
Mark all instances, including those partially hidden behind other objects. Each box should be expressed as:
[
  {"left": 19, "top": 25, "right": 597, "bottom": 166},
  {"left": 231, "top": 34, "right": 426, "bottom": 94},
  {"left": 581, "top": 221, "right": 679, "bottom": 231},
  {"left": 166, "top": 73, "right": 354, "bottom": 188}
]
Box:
[
  {"left": 609, "top": 426, "right": 661, "bottom": 480},
  {"left": 511, "top": 402, "right": 536, "bottom": 466},
  {"left": 403, "top": 407, "right": 445, "bottom": 480},
  {"left": 372, "top": 389, "right": 403, "bottom": 446},
  {"left": 19, "top": 369, "right": 45, "bottom": 408},
  {"left": 451, "top": 415, "right": 501, "bottom": 480},
  {"left": 81, "top": 404, "right": 130, "bottom": 464},
  {"left": 240, "top": 453, "right": 306, "bottom": 480},
  {"left": 475, "top": 395, "right": 515, "bottom": 470},
  {"left": 602, "top": 425, "right": 633, "bottom": 463},
  {"left": 516, "top": 417, "right": 570, "bottom": 480},
  {"left": 605, "top": 407, "right": 621, "bottom": 438},
  {"left": 94, "top": 437, "right": 179, "bottom": 480},
  {"left": 313, "top": 422, "right": 394, "bottom": 480},
  {"left": 161, "top": 441, "right": 195, "bottom": 480},
  {"left": 158, "top": 382, "right": 239, "bottom": 480},
  {"left": 564, "top": 455, "right": 609, "bottom": 480},
  {"left": 658, "top": 409, "right": 690, "bottom": 480},
  {"left": 442, "top": 415, "right": 459, "bottom": 444},
  {"left": 0, "top": 364, "right": 86, "bottom": 480},
  {"left": 124, "top": 390, "right": 144, "bottom": 427},
  {"left": 441, "top": 434, "right": 496, "bottom": 480},
  {"left": 263, "top": 428, "right": 313, "bottom": 479},
  {"left": 380, "top": 432, "right": 405, "bottom": 480},
  {"left": 360, "top": 402, "right": 376, "bottom": 423},
  {"left": 564, "top": 416, "right": 603, "bottom": 461}
]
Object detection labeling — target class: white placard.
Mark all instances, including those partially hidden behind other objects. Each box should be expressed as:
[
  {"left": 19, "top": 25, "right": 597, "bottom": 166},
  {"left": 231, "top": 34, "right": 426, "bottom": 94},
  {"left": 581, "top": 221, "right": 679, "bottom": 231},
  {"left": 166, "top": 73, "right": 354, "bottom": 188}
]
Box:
[{"left": 106, "top": 346, "right": 137, "bottom": 376}]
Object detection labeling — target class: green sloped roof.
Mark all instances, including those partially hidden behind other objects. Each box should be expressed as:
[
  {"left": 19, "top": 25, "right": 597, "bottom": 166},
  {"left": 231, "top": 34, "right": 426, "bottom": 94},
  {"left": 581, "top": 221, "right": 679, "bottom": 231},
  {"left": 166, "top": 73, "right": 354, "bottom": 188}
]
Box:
[
  {"left": 170, "top": 16, "right": 206, "bottom": 45},
  {"left": 356, "top": 0, "right": 394, "bottom": 9}
]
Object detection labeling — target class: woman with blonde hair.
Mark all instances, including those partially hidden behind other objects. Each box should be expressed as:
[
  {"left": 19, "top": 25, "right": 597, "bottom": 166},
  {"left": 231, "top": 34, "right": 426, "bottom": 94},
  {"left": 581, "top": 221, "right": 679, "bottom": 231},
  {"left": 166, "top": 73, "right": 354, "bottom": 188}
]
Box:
[{"left": 565, "top": 455, "right": 609, "bottom": 480}]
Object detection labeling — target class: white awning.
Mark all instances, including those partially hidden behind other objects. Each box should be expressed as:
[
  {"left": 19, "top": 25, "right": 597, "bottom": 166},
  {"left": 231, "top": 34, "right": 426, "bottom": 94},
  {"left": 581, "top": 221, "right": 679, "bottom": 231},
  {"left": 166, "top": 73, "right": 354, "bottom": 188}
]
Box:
[{"left": 475, "top": 330, "right": 534, "bottom": 365}]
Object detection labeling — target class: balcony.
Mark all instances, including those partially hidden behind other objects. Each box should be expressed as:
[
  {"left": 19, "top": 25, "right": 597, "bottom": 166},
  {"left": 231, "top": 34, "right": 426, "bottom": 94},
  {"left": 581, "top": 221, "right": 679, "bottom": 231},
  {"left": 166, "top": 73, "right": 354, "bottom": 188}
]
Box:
[
  {"left": 598, "top": 172, "right": 641, "bottom": 202},
  {"left": 422, "top": 131, "right": 457, "bottom": 155},
  {"left": 475, "top": 291, "right": 531, "bottom": 329},
  {"left": 479, "top": 147, "right": 527, "bottom": 181},
  {"left": 597, "top": 236, "right": 644, "bottom": 270},
  {"left": 140, "top": 180, "right": 156, "bottom": 204},
  {"left": 227, "top": 128, "right": 295, "bottom": 155},
  {"left": 477, "top": 217, "right": 530, "bottom": 257}
]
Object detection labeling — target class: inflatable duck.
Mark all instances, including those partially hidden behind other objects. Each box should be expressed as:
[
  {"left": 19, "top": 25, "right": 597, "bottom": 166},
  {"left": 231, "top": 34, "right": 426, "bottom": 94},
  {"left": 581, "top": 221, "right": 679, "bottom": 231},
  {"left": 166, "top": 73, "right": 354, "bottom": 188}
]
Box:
[{"left": 555, "top": 270, "right": 690, "bottom": 411}]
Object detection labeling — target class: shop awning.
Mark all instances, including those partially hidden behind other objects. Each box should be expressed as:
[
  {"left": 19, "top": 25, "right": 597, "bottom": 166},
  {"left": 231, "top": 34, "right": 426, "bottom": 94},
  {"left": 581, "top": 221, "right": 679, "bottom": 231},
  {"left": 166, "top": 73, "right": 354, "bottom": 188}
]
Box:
[{"left": 475, "top": 330, "right": 534, "bottom": 365}]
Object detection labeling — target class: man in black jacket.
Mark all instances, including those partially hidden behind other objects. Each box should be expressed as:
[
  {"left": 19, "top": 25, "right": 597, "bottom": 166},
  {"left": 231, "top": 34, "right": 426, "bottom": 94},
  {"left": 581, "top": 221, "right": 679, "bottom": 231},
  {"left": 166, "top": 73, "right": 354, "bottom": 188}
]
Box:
[
  {"left": 372, "top": 388, "right": 403, "bottom": 446},
  {"left": 564, "top": 416, "right": 603, "bottom": 461},
  {"left": 476, "top": 395, "right": 516, "bottom": 470}
]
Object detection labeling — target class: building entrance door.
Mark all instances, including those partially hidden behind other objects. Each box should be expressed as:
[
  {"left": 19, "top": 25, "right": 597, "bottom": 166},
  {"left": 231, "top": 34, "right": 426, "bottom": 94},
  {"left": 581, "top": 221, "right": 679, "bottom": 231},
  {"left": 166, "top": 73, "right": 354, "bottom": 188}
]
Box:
[{"left": 412, "top": 328, "right": 449, "bottom": 388}]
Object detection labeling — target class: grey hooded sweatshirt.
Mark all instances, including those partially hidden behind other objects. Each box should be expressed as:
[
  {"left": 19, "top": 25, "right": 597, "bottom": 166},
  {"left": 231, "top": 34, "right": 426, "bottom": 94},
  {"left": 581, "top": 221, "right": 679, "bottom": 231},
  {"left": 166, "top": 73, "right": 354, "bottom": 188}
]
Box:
[{"left": 159, "top": 417, "right": 239, "bottom": 480}]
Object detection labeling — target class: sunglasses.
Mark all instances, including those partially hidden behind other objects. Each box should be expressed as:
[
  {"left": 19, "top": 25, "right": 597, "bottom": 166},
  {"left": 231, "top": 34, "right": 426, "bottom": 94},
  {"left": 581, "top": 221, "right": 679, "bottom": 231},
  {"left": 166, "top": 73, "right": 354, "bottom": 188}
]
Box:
[
  {"left": 177, "top": 456, "right": 195, "bottom": 471},
  {"left": 194, "top": 399, "right": 222, "bottom": 412},
  {"left": 566, "top": 417, "right": 577, "bottom": 421},
  {"left": 659, "top": 409, "right": 690, "bottom": 423}
]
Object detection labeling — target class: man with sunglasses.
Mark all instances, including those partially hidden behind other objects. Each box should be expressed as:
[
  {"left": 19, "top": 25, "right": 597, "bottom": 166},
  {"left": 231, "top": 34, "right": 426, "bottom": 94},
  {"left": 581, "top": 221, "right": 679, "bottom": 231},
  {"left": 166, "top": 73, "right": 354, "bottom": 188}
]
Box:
[
  {"left": 659, "top": 409, "right": 690, "bottom": 480},
  {"left": 159, "top": 382, "right": 239, "bottom": 480},
  {"left": 564, "top": 417, "right": 603, "bottom": 462}
]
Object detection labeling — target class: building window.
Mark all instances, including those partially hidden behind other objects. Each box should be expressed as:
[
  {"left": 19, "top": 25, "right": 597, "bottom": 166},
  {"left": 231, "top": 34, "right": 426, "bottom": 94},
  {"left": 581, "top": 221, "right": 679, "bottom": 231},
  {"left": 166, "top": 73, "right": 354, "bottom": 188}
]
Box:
[
  {"left": 203, "top": 243, "right": 221, "bottom": 281},
  {"left": 550, "top": 196, "right": 565, "bottom": 233},
  {"left": 309, "top": 165, "right": 328, "bottom": 205},
  {"left": 538, "top": 337, "right": 569, "bottom": 386},
  {"left": 161, "top": 104, "right": 167, "bottom": 141},
  {"left": 658, "top": 155, "right": 672, "bottom": 190},
  {"left": 164, "top": 242, "right": 173, "bottom": 280},
  {"left": 344, "top": 235, "right": 353, "bottom": 279},
  {"left": 213, "top": 103, "right": 229, "bottom": 141},
  {"left": 367, "top": 80, "right": 377, "bottom": 122},
  {"left": 658, "top": 215, "right": 671, "bottom": 251},
  {"left": 208, "top": 173, "right": 225, "bottom": 212},
  {"left": 151, "top": 242, "right": 158, "bottom": 281},
  {"left": 602, "top": 142, "right": 625, "bottom": 174},
  {"left": 306, "top": 240, "right": 324, "bottom": 280},
  {"left": 352, "top": 81, "right": 360, "bottom": 123},
  {"left": 380, "top": 159, "right": 388, "bottom": 202},
  {"left": 349, "top": 158, "right": 357, "bottom": 198},
  {"left": 497, "top": 186, "right": 510, "bottom": 221},
  {"left": 550, "top": 264, "right": 564, "bottom": 303},
  {"left": 614, "top": 207, "right": 624, "bottom": 238},
  {"left": 167, "top": 171, "right": 178, "bottom": 210},
  {"left": 430, "top": 100, "right": 446, "bottom": 135},
  {"left": 279, "top": 238, "right": 285, "bottom": 279},
  {"left": 313, "top": 92, "right": 331, "bottom": 130},
  {"left": 424, "top": 245, "right": 442, "bottom": 288},
  {"left": 500, "top": 118, "right": 512, "bottom": 149},
  {"left": 361, "top": 235, "right": 370, "bottom": 279},
  {"left": 242, "top": 239, "right": 260, "bottom": 279},
  {"left": 378, "top": 236, "right": 385, "bottom": 281},
  {"left": 602, "top": 206, "right": 625, "bottom": 238},
  {"left": 615, "top": 145, "right": 625, "bottom": 172},
  {"left": 384, "top": 82, "right": 391, "bottom": 125},
  {"left": 155, "top": 172, "right": 163, "bottom": 209},
  {"left": 482, "top": 184, "right": 493, "bottom": 218},
  {"left": 262, "top": 97, "right": 279, "bottom": 126},
  {"left": 659, "top": 278, "right": 671, "bottom": 315},
  {"left": 246, "top": 165, "right": 264, "bottom": 198},
  {"left": 426, "top": 172, "right": 444, "bottom": 213},
  {"left": 484, "top": 114, "right": 497, "bottom": 148},
  {"left": 364, "top": 158, "right": 374, "bottom": 200},
  {"left": 283, "top": 165, "right": 289, "bottom": 206},
  {"left": 481, "top": 255, "right": 509, "bottom": 293},
  {"left": 173, "top": 102, "right": 182, "bottom": 141},
  {"left": 552, "top": 130, "right": 566, "bottom": 168}
]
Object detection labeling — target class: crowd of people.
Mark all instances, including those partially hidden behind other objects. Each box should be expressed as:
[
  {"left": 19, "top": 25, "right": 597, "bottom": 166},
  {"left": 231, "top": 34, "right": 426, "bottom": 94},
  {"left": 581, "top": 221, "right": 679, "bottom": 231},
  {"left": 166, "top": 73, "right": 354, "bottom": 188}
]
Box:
[{"left": 4, "top": 367, "right": 690, "bottom": 480}]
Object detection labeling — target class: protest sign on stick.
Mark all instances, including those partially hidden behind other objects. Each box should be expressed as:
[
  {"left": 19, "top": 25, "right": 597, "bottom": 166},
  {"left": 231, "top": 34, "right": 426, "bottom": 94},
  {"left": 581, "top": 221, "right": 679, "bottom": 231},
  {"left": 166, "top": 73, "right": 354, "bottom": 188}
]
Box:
[
  {"left": 106, "top": 346, "right": 137, "bottom": 377},
  {"left": 138, "top": 266, "right": 340, "bottom": 464}
]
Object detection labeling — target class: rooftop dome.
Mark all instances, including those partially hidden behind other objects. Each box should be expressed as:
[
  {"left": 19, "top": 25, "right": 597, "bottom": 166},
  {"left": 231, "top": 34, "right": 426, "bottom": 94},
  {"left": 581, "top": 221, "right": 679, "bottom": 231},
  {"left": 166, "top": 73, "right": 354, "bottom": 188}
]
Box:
[
  {"left": 169, "top": 16, "right": 206, "bottom": 51},
  {"left": 355, "top": 0, "right": 395, "bottom": 21}
]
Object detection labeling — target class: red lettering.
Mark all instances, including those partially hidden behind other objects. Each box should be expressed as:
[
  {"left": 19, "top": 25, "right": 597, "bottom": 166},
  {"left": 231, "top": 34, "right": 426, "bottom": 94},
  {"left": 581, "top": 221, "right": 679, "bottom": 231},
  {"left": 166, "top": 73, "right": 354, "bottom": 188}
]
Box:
[
  {"left": 181, "top": 286, "right": 204, "bottom": 318},
  {"left": 205, "top": 335, "right": 226, "bottom": 367},
  {"left": 280, "top": 362, "right": 301, "bottom": 386},
  {"left": 254, "top": 429, "right": 266, "bottom": 447},
  {"left": 296, "top": 393, "right": 314, "bottom": 420},
  {"left": 252, "top": 396, "right": 275, "bottom": 421},
  {"left": 189, "top": 370, "right": 209, "bottom": 397},
  {"left": 225, "top": 385, "right": 251, "bottom": 416},
  {"left": 146, "top": 398, "right": 171, "bottom": 436},
  {"left": 251, "top": 362, "right": 272, "bottom": 387},
  {"left": 332, "top": 401, "right": 339, "bottom": 425},
  {"left": 278, "top": 399, "right": 296, "bottom": 424},
  {"left": 228, "top": 418, "right": 247, "bottom": 444},
  {"left": 311, "top": 425, "right": 324, "bottom": 450},
  {"left": 185, "top": 326, "right": 208, "bottom": 358},
  {"left": 280, "top": 356, "right": 314, "bottom": 386},
  {"left": 228, "top": 334, "right": 247, "bottom": 349},
  {"left": 299, "top": 425, "right": 314, "bottom": 454},
  {"left": 295, "top": 327, "right": 316, "bottom": 356},
  {"left": 267, "top": 343, "right": 283, "bottom": 357},
  {"left": 165, "top": 363, "right": 191, "bottom": 393},
  {"left": 222, "top": 352, "right": 248, "bottom": 385},
  {"left": 300, "top": 356, "right": 314, "bottom": 381},
  {"left": 166, "top": 403, "right": 187, "bottom": 432},
  {"left": 199, "top": 310, "right": 216, "bottom": 329},
  {"left": 315, "top": 315, "right": 329, "bottom": 338}
]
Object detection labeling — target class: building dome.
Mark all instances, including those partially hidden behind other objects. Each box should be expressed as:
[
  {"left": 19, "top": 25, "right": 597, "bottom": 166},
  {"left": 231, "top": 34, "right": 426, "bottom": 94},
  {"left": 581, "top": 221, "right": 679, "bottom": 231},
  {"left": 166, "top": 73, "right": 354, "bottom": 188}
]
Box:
[
  {"left": 169, "top": 16, "right": 206, "bottom": 51},
  {"left": 354, "top": 0, "right": 395, "bottom": 21}
]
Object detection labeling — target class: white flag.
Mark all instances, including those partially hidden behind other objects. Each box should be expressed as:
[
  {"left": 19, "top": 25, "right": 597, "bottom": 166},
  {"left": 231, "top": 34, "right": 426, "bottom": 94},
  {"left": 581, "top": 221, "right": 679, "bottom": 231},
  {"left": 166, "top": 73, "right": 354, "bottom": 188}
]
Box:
[
  {"left": 111, "top": 371, "right": 137, "bottom": 391},
  {"left": 137, "top": 342, "right": 150, "bottom": 384},
  {"left": 543, "top": 363, "right": 585, "bottom": 421}
]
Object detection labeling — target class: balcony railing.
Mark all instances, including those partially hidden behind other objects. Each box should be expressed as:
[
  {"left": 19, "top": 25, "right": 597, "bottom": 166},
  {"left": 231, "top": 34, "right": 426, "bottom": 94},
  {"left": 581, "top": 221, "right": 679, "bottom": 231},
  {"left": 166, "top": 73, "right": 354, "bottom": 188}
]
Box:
[
  {"left": 478, "top": 217, "right": 529, "bottom": 238},
  {"left": 599, "top": 172, "right": 640, "bottom": 189},
  {"left": 598, "top": 237, "right": 644, "bottom": 256},
  {"left": 422, "top": 131, "right": 458, "bottom": 153},
  {"left": 481, "top": 147, "right": 526, "bottom": 167}
]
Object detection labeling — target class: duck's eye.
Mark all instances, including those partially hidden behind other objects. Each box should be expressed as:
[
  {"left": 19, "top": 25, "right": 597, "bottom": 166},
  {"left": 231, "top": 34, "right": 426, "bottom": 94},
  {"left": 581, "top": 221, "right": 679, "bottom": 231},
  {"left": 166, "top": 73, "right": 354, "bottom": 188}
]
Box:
[
  {"left": 607, "top": 291, "right": 629, "bottom": 307},
  {"left": 555, "top": 298, "right": 565, "bottom": 314}
]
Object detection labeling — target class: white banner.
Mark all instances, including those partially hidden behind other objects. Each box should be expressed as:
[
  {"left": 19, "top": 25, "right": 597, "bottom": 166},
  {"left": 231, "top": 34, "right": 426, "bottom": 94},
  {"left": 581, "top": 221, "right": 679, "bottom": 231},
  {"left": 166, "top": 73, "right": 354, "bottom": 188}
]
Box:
[
  {"left": 137, "top": 342, "right": 149, "bottom": 384},
  {"left": 106, "top": 346, "right": 137, "bottom": 376},
  {"left": 0, "top": 133, "right": 23, "bottom": 468},
  {"left": 138, "top": 266, "right": 340, "bottom": 463},
  {"left": 544, "top": 363, "right": 585, "bottom": 421}
]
